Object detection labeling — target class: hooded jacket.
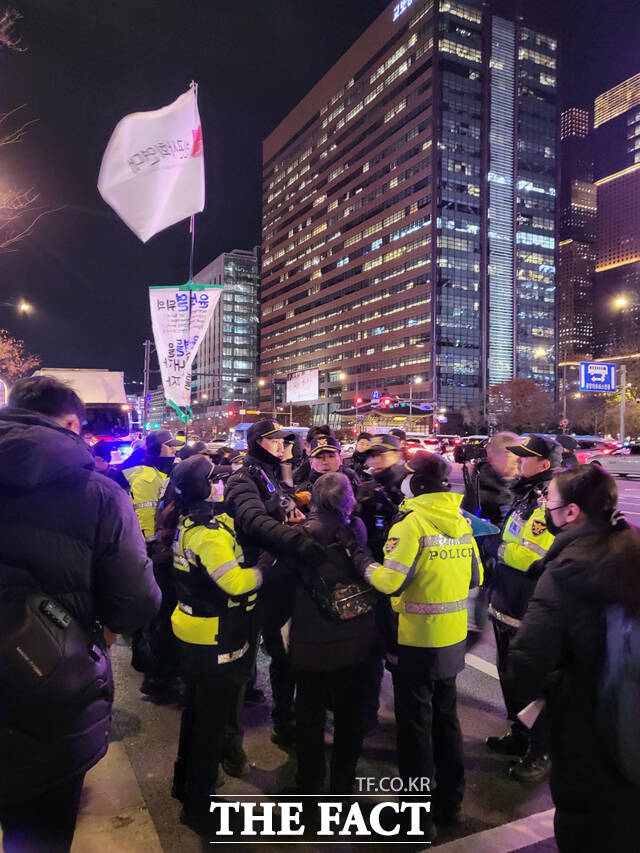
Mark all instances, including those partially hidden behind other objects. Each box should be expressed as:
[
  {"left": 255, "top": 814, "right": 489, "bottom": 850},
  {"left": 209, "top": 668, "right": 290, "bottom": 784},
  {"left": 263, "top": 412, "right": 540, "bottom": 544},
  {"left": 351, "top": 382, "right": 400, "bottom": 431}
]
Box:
[
  {"left": 507, "top": 522, "right": 640, "bottom": 822},
  {"left": 0, "top": 408, "right": 160, "bottom": 805},
  {"left": 363, "top": 492, "right": 482, "bottom": 678}
]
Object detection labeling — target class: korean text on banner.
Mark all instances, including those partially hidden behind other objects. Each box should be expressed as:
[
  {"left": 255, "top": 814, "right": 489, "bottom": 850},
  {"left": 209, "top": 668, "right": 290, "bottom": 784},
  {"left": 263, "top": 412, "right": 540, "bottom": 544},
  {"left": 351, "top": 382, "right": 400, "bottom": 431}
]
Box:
[
  {"left": 149, "top": 285, "right": 221, "bottom": 409},
  {"left": 98, "top": 88, "right": 205, "bottom": 243}
]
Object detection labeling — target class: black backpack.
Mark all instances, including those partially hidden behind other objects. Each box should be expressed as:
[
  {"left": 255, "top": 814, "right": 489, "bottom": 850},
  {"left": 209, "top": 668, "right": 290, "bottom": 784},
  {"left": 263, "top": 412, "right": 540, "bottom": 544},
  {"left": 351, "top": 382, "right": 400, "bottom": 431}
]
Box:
[
  {"left": 596, "top": 603, "right": 640, "bottom": 786},
  {"left": 0, "top": 563, "right": 111, "bottom": 734}
]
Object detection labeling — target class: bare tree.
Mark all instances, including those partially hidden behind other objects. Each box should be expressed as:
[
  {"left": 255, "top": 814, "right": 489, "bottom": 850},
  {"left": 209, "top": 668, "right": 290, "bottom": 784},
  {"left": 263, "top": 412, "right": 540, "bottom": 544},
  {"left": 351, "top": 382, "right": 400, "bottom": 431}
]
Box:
[{"left": 0, "top": 9, "right": 61, "bottom": 251}]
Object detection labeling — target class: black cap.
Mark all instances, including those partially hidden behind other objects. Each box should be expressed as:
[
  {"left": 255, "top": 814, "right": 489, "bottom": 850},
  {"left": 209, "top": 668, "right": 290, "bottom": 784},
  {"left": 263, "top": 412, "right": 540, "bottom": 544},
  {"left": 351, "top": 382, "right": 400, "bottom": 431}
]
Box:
[
  {"left": 176, "top": 440, "right": 209, "bottom": 460},
  {"left": 507, "top": 434, "right": 562, "bottom": 466},
  {"left": 228, "top": 450, "right": 246, "bottom": 464},
  {"left": 356, "top": 432, "right": 373, "bottom": 442},
  {"left": 390, "top": 428, "right": 407, "bottom": 442},
  {"left": 309, "top": 435, "right": 342, "bottom": 457},
  {"left": 145, "top": 429, "right": 182, "bottom": 452},
  {"left": 92, "top": 439, "right": 112, "bottom": 462},
  {"left": 171, "top": 454, "right": 213, "bottom": 504},
  {"left": 404, "top": 451, "right": 451, "bottom": 491},
  {"left": 366, "top": 434, "right": 403, "bottom": 455},
  {"left": 247, "top": 420, "right": 288, "bottom": 444}
]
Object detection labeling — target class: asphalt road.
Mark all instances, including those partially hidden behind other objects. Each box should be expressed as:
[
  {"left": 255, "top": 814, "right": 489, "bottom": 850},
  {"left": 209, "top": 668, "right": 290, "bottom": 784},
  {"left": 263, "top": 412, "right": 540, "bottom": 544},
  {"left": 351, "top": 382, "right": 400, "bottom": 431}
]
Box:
[
  {"left": 449, "top": 462, "right": 640, "bottom": 525},
  {"left": 45, "top": 464, "right": 640, "bottom": 851}
]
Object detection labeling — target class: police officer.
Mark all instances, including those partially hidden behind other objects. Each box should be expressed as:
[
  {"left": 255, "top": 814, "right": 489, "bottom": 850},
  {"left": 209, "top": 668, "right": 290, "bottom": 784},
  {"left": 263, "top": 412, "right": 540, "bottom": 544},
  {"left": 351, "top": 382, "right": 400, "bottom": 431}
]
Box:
[
  {"left": 168, "top": 455, "right": 262, "bottom": 833},
  {"left": 126, "top": 429, "right": 181, "bottom": 700},
  {"left": 354, "top": 434, "right": 406, "bottom": 731},
  {"left": 486, "top": 434, "right": 561, "bottom": 781},
  {"left": 224, "top": 419, "right": 326, "bottom": 746},
  {"left": 357, "top": 452, "right": 482, "bottom": 834},
  {"left": 294, "top": 435, "right": 360, "bottom": 512},
  {"left": 355, "top": 434, "right": 405, "bottom": 560},
  {"left": 347, "top": 432, "right": 373, "bottom": 478}
]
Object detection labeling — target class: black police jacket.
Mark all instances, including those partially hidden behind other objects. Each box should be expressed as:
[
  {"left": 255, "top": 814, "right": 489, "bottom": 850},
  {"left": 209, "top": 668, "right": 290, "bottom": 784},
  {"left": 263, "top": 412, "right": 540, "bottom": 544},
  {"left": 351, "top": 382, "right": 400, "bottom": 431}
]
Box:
[
  {"left": 355, "top": 463, "right": 405, "bottom": 561},
  {"left": 488, "top": 469, "right": 552, "bottom": 621}
]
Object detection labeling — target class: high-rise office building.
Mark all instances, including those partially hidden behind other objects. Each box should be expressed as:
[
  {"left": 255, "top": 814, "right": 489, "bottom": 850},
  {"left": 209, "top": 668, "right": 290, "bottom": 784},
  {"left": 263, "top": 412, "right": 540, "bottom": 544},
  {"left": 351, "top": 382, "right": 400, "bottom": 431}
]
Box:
[
  {"left": 193, "top": 248, "right": 260, "bottom": 410},
  {"left": 260, "top": 0, "right": 558, "bottom": 423},
  {"left": 557, "top": 107, "right": 596, "bottom": 363},
  {"left": 593, "top": 73, "right": 640, "bottom": 356}
]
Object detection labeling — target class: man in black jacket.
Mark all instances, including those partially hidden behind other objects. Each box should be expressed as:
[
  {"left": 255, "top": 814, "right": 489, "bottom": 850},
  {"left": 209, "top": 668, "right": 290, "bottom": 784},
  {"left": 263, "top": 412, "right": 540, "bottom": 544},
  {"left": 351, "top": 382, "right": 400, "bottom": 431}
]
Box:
[
  {"left": 293, "top": 436, "right": 360, "bottom": 510},
  {"left": 225, "top": 419, "right": 325, "bottom": 746},
  {"left": 461, "top": 431, "right": 520, "bottom": 525},
  {"left": 0, "top": 376, "right": 160, "bottom": 853}
]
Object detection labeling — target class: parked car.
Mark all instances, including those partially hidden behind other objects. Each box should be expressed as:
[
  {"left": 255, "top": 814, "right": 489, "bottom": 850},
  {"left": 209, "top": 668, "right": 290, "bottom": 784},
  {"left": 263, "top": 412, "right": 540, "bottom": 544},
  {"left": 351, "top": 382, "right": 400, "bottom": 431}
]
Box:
[
  {"left": 453, "top": 435, "right": 488, "bottom": 464},
  {"left": 591, "top": 444, "right": 640, "bottom": 477}
]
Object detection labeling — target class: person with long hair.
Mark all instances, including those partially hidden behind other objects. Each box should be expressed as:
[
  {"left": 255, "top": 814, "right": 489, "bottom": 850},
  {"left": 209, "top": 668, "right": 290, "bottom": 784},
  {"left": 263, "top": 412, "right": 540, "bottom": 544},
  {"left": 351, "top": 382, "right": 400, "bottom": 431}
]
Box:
[{"left": 507, "top": 463, "right": 640, "bottom": 852}]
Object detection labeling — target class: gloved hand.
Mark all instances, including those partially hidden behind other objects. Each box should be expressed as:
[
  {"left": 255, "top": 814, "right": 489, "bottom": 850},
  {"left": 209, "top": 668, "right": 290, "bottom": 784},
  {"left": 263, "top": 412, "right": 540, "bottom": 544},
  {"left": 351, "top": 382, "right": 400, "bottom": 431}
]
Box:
[{"left": 352, "top": 545, "right": 376, "bottom": 578}]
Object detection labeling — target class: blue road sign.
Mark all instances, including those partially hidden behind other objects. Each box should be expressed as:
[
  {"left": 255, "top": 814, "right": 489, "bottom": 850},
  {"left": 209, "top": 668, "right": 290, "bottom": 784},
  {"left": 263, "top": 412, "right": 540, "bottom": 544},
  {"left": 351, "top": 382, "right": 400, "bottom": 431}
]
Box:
[
  {"left": 579, "top": 361, "right": 616, "bottom": 393},
  {"left": 371, "top": 390, "right": 381, "bottom": 401}
]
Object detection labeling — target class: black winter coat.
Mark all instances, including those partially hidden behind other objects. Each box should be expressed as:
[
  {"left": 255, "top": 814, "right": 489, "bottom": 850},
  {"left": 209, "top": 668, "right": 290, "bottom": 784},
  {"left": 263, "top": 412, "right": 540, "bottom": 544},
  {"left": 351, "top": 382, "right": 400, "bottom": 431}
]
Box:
[
  {"left": 289, "top": 511, "right": 375, "bottom": 672},
  {"left": 0, "top": 409, "right": 160, "bottom": 805},
  {"left": 460, "top": 458, "right": 513, "bottom": 526},
  {"left": 506, "top": 522, "right": 640, "bottom": 848},
  {"left": 224, "top": 448, "right": 318, "bottom": 565}
]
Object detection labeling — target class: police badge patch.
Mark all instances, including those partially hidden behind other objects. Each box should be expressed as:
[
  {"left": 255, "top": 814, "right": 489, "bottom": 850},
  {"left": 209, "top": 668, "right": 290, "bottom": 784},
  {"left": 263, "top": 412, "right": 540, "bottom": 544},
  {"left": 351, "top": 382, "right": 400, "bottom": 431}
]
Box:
[
  {"left": 531, "top": 519, "right": 547, "bottom": 536},
  {"left": 385, "top": 538, "right": 400, "bottom": 553}
]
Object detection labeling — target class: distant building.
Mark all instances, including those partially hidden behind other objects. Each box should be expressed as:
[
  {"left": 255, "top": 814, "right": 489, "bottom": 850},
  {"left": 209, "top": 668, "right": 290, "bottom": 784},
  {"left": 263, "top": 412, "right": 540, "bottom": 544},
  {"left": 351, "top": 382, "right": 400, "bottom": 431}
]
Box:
[
  {"left": 593, "top": 73, "right": 640, "bottom": 356},
  {"left": 557, "top": 107, "right": 596, "bottom": 365},
  {"left": 147, "top": 384, "right": 172, "bottom": 427},
  {"left": 259, "top": 0, "right": 558, "bottom": 426},
  {"left": 193, "top": 248, "right": 260, "bottom": 411}
]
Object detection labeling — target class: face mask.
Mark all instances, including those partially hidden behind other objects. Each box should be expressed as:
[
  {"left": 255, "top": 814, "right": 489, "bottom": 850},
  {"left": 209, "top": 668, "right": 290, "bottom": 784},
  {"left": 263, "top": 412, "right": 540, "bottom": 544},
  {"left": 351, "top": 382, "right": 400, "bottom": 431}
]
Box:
[
  {"left": 401, "top": 475, "right": 415, "bottom": 500},
  {"left": 544, "top": 504, "right": 569, "bottom": 536}
]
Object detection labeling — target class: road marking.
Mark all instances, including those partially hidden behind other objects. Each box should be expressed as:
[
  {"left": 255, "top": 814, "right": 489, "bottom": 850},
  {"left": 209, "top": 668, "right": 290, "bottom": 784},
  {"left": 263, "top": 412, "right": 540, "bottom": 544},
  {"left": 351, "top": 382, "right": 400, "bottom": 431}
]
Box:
[
  {"left": 432, "top": 808, "right": 555, "bottom": 852},
  {"left": 465, "top": 653, "right": 499, "bottom": 680}
]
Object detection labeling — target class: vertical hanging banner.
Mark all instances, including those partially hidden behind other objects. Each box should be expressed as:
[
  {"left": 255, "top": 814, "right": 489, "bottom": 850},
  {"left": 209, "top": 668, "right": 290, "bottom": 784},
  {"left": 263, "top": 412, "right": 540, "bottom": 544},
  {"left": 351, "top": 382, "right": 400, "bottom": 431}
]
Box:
[
  {"left": 98, "top": 86, "right": 205, "bottom": 242},
  {"left": 149, "top": 284, "right": 222, "bottom": 409}
]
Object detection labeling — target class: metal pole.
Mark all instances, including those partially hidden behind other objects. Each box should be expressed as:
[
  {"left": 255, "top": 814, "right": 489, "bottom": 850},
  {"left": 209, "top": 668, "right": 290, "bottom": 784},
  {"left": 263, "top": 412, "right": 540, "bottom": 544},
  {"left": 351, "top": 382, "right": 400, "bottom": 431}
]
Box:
[
  {"left": 289, "top": 402, "right": 293, "bottom": 427},
  {"left": 562, "top": 361, "right": 567, "bottom": 421},
  {"left": 409, "top": 379, "right": 413, "bottom": 433},
  {"left": 620, "top": 363, "right": 627, "bottom": 442},
  {"left": 142, "top": 339, "right": 151, "bottom": 433}
]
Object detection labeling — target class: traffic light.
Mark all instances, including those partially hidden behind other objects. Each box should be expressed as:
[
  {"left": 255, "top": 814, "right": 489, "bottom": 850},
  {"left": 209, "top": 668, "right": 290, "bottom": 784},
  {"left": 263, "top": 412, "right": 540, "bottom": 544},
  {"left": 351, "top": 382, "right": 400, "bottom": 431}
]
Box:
[
  {"left": 227, "top": 409, "right": 236, "bottom": 417},
  {"left": 382, "top": 397, "right": 391, "bottom": 408},
  {"left": 355, "top": 396, "right": 364, "bottom": 405}
]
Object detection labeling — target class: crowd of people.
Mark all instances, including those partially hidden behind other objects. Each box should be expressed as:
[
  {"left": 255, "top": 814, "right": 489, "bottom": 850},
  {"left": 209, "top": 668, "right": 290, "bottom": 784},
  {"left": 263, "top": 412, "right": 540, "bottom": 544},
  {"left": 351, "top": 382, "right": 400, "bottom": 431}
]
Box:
[{"left": 1, "top": 375, "right": 639, "bottom": 853}]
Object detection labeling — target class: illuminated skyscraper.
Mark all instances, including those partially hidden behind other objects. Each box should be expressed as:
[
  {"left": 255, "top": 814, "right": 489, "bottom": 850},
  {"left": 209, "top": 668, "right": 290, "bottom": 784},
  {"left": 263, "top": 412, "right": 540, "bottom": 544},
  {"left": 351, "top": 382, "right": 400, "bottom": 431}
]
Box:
[
  {"left": 260, "top": 0, "right": 558, "bottom": 424},
  {"left": 593, "top": 73, "right": 640, "bottom": 356},
  {"left": 194, "top": 248, "right": 260, "bottom": 410},
  {"left": 557, "top": 107, "right": 596, "bottom": 364}
]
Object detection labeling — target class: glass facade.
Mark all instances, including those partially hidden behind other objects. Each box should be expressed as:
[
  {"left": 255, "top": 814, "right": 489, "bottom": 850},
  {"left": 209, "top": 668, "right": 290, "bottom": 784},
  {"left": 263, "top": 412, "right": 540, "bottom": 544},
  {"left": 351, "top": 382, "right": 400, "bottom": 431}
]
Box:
[
  {"left": 194, "top": 249, "right": 260, "bottom": 409},
  {"left": 260, "top": 0, "right": 558, "bottom": 421},
  {"left": 514, "top": 26, "right": 557, "bottom": 389}
]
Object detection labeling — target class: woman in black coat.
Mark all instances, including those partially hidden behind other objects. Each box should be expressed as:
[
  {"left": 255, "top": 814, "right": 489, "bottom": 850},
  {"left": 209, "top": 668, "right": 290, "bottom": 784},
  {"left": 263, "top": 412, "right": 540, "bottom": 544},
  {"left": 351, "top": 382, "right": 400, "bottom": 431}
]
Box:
[
  {"left": 506, "top": 464, "right": 640, "bottom": 853},
  {"left": 289, "top": 472, "right": 376, "bottom": 795}
]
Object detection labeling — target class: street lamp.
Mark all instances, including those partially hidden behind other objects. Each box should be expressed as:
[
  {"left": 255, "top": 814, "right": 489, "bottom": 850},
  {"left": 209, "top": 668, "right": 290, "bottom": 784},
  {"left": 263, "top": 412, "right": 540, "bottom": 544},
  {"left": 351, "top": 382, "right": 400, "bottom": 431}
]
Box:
[
  {"left": 0, "top": 299, "right": 33, "bottom": 314},
  {"left": 613, "top": 295, "right": 630, "bottom": 310},
  {"left": 408, "top": 376, "right": 422, "bottom": 432}
]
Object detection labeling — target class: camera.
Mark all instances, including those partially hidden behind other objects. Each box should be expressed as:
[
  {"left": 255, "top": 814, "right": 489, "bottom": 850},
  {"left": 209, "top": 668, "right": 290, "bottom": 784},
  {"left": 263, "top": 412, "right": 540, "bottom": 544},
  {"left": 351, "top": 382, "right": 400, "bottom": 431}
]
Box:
[{"left": 454, "top": 442, "right": 487, "bottom": 464}]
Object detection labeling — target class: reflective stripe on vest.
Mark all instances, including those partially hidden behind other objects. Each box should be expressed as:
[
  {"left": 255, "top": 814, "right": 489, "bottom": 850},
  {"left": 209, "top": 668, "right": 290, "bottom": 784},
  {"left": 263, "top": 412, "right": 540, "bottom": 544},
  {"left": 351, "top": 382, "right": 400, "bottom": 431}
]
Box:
[
  {"left": 523, "top": 540, "right": 547, "bottom": 557},
  {"left": 133, "top": 501, "right": 158, "bottom": 510},
  {"left": 419, "top": 533, "right": 473, "bottom": 548},
  {"left": 212, "top": 559, "right": 241, "bottom": 582},
  {"left": 218, "top": 641, "right": 250, "bottom": 665},
  {"left": 488, "top": 603, "right": 522, "bottom": 629},
  {"left": 404, "top": 598, "right": 467, "bottom": 615},
  {"left": 383, "top": 557, "right": 412, "bottom": 575}
]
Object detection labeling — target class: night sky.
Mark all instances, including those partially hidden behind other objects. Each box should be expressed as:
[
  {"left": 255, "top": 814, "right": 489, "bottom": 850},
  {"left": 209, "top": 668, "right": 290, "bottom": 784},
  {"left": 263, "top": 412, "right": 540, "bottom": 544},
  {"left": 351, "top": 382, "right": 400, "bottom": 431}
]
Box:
[{"left": 1, "top": 0, "right": 639, "bottom": 382}]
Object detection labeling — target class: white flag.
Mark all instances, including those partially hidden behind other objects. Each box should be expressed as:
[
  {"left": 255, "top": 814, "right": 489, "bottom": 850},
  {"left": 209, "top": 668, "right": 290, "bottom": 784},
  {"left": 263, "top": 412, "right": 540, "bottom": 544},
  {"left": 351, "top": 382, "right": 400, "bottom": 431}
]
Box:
[
  {"left": 98, "top": 88, "right": 205, "bottom": 243},
  {"left": 149, "top": 285, "right": 221, "bottom": 409}
]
